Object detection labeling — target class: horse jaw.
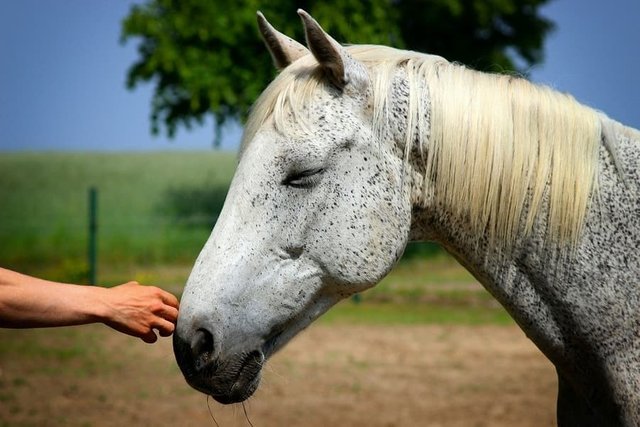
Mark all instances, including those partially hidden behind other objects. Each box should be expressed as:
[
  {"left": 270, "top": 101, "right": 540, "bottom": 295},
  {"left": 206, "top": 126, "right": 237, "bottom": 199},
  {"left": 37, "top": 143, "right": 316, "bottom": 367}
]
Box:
[{"left": 173, "top": 241, "right": 341, "bottom": 403}]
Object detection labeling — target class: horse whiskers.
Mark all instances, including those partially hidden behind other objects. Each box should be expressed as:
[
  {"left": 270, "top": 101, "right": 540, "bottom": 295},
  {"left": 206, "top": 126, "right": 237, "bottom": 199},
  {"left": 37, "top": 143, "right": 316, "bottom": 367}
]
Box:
[
  {"left": 205, "top": 391, "right": 258, "bottom": 427},
  {"left": 242, "top": 401, "right": 255, "bottom": 427},
  {"left": 262, "top": 362, "right": 287, "bottom": 382},
  {"left": 206, "top": 395, "right": 221, "bottom": 427}
]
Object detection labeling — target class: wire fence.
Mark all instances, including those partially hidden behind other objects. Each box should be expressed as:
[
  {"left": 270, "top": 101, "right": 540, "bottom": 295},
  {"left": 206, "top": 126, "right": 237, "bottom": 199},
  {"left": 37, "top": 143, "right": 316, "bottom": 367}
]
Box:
[{"left": 0, "top": 186, "right": 221, "bottom": 284}]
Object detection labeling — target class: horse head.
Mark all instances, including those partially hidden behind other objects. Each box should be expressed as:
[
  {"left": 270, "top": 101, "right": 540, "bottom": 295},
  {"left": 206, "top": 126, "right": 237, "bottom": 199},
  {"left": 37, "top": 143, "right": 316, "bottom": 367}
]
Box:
[{"left": 173, "top": 10, "right": 413, "bottom": 403}]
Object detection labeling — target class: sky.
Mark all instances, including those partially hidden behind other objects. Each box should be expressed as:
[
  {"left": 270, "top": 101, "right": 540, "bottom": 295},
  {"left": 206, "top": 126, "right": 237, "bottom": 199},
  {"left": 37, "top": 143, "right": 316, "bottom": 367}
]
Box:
[{"left": 0, "top": 0, "right": 638, "bottom": 152}]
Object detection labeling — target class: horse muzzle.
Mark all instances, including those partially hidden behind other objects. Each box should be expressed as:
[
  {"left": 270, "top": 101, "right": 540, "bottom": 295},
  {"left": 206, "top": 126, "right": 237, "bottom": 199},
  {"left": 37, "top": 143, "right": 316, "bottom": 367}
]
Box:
[{"left": 173, "top": 329, "right": 265, "bottom": 404}]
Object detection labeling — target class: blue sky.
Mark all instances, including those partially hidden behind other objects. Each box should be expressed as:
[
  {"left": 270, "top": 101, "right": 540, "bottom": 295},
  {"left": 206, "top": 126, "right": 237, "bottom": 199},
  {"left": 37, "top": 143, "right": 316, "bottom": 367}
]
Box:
[{"left": 0, "top": 1, "right": 638, "bottom": 152}]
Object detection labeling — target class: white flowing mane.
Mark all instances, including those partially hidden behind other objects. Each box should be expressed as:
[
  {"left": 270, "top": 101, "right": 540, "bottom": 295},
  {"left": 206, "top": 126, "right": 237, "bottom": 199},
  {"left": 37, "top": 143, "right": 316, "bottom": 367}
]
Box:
[{"left": 243, "top": 45, "right": 602, "bottom": 248}]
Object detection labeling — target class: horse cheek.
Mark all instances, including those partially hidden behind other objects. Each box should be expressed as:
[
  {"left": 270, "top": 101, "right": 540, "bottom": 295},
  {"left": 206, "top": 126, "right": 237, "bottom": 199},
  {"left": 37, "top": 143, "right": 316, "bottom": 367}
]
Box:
[{"left": 318, "top": 180, "right": 409, "bottom": 291}]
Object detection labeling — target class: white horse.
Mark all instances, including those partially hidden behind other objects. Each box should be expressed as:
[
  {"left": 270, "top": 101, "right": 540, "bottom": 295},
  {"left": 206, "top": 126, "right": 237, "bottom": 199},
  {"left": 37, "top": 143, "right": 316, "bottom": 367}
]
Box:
[{"left": 174, "top": 10, "right": 640, "bottom": 425}]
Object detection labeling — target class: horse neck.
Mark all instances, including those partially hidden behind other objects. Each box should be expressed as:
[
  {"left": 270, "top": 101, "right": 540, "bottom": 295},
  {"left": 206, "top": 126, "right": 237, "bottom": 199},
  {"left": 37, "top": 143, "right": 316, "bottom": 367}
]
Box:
[
  {"left": 410, "top": 164, "right": 570, "bottom": 351},
  {"left": 392, "top": 64, "right": 569, "bottom": 349}
]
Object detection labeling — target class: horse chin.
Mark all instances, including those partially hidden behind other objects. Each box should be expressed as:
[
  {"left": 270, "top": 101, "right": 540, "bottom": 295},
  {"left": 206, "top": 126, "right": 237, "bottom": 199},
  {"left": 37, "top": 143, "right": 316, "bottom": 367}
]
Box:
[{"left": 186, "top": 351, "right": 265, "bottom": 405}]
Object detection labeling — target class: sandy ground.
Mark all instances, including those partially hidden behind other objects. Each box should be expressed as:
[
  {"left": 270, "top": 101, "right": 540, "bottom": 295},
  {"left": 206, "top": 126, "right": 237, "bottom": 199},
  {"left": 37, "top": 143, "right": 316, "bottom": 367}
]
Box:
[{"left": 0, "top": 323, "right": 557, "bottom": 427}]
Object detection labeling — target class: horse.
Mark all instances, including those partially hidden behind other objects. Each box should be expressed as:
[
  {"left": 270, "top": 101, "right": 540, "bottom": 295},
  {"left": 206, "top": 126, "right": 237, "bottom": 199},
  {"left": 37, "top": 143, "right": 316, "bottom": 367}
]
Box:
[{"left": 173, "top": 10, "right": 640, "bottom": 425}]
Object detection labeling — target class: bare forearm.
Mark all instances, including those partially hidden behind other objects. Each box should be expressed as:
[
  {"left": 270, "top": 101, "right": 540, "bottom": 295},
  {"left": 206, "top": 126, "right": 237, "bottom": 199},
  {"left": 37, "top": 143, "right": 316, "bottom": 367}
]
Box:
[
  {"left": 0, "top": 267, "right": 179, "bottom": 343},
  {"left": 0, "top": 268, "right": 107, "bottom": 328}
]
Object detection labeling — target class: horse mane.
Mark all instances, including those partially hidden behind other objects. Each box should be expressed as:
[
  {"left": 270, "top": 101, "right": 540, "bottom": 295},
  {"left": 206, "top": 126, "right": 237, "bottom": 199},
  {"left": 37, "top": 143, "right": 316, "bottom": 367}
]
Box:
[{"left": 243, "top": 45, "right": 602, "bottom": 248}]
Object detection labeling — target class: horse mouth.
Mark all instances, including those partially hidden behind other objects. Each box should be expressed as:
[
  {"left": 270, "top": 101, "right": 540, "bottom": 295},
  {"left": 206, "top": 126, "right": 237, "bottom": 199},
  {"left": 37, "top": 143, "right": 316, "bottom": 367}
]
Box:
[
  {"left": 188, "top": 350, "right": 265, "bottom": 404},
  {"left": 206, "top": 331, "right": 286, "bottom": 404}
]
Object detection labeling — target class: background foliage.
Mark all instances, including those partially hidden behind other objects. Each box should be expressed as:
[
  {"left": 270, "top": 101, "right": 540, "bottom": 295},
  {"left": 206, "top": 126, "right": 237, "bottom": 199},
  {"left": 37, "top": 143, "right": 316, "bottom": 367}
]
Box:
[{"left": 121, "top": 0, "right": 554, "bottom": 143}]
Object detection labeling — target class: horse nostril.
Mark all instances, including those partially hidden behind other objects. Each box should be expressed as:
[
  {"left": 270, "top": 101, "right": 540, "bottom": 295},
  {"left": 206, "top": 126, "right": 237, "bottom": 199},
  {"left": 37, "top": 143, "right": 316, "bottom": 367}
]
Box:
[{"left": 191, "top": 328, "right": 215, "bottom": 371}]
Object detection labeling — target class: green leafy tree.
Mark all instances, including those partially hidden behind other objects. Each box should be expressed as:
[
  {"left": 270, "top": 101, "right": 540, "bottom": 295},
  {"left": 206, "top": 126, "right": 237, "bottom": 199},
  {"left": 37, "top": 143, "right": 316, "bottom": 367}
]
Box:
[{"left": 121, "top": 0, "right": 554, "bottom": 144}]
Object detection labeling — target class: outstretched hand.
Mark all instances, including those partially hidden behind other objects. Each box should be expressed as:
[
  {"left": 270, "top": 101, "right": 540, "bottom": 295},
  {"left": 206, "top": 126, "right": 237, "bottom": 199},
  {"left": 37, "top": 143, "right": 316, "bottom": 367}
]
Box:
[
  {"left": 100, "top": 281, "right": 179, "bottom": 343},
  {"left": 0, "top": 268, "right": 180, "bottom": 343}
]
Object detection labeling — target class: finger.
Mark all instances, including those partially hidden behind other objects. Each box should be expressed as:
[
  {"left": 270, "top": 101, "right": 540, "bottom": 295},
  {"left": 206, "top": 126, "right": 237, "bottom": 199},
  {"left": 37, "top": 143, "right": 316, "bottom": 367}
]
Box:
[
  {"left": 153, "top": 318, "right": 176, "bottom": 337},
  {"left": 158, "top": 305, "right": 179, "bottom": 323},
  {"left": 159, "top": 290, "right": 179, "bottom": 308}
]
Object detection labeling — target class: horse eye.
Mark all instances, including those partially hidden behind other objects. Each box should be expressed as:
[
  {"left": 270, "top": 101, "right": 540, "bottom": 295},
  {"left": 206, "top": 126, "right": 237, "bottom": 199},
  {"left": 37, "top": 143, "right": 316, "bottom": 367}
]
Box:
[{"left": 283, "top": 168, "right": 325, "bottom": 188}]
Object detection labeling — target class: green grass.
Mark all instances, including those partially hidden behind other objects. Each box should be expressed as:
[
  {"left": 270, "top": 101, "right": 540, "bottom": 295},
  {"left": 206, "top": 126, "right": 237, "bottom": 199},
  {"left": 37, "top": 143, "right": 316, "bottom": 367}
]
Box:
[
  {"left": 321, "top": 300, "right": 512, "bottom": 325},
  {"left": 0, "top": 151, "right": 236, "bottom": 281},
  {"left": 322, "top": 256, "right": 512, "bottom": 325},
  {"left": 369, "top": 255, "right": 478, "bottom": 298}
]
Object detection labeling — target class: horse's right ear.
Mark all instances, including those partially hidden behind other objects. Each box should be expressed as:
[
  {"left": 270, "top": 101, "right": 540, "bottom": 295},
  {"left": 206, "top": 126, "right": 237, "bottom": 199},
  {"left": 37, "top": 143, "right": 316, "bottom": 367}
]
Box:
[
  {"left": 257, "top": 11, "right": 309, "bottom": 70},
  {"left": 297, "top": 9, "right": 368, "bottom": 91}
]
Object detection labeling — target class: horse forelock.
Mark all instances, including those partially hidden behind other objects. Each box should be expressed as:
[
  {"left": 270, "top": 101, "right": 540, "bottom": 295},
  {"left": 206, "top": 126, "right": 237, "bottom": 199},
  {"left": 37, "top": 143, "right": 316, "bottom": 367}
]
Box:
[
  {"left": 242, "top": 43, "right": 603, "bottom": 249},
  {"left": 240, "top": 54, "right": 325, "bottom": 154}
]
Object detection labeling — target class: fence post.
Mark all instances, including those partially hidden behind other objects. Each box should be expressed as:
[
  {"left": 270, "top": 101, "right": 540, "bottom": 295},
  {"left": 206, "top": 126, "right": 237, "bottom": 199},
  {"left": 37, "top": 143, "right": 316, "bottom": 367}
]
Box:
[{"left": 88, "top": 187, "right": 98, "bottom": 285}]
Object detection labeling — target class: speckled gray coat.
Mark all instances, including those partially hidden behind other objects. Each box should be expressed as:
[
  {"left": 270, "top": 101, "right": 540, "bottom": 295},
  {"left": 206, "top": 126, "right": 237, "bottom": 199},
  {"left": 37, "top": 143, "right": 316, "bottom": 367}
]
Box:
[
  {"left": 174, "top": 10, "right": 640, "bottom": 426},
  {"left": 416, "top": 125, "right": 640, "bottom": 425}
]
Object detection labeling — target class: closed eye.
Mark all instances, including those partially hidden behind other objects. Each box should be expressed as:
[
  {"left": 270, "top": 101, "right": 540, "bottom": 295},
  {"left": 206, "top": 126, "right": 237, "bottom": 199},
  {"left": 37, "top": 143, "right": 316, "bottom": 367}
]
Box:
[{"left": 282, "top": 168, "right": 325, "bottom": 189}]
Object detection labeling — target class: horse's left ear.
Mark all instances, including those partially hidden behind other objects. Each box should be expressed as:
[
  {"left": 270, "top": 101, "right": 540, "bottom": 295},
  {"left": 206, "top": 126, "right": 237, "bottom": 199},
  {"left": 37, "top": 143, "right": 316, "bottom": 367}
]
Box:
[{"left": 298, "top": 9, "right": 368, "bottom": 91}]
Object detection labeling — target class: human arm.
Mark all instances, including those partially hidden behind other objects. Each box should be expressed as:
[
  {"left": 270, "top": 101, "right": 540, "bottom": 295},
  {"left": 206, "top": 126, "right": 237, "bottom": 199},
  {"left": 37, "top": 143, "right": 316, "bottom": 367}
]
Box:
[{"left": 0, "top": 267, "right": 179, "bottom": 343}]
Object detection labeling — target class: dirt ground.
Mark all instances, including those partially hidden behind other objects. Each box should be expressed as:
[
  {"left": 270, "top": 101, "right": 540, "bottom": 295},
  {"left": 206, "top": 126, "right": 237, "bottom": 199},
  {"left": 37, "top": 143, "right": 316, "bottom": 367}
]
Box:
[{"left": 0, "top": 323, "right": 557, "bottom": 427}]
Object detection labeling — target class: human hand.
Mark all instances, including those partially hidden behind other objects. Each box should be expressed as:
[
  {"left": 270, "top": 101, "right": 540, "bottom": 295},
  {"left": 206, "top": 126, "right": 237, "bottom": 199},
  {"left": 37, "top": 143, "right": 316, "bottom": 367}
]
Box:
[{"left": 99, "top": 281, "right": 179, "bottom": 343}]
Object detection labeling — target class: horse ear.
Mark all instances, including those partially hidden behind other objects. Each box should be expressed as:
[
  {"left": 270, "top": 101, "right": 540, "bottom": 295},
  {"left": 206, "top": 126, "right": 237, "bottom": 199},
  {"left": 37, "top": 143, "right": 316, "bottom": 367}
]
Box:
[
  {"left": 257, "top": 11, "right": 309, "bottom": 70},
  {"left": 297, "top": 9, "right": 367, "bottom": 91}
]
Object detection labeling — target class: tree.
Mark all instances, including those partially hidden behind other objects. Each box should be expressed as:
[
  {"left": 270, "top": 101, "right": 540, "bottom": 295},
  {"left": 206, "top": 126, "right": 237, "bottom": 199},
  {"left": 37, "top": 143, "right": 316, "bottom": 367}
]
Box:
[{"left": 121, "top": 0, "right": 554, "bottom": 145}]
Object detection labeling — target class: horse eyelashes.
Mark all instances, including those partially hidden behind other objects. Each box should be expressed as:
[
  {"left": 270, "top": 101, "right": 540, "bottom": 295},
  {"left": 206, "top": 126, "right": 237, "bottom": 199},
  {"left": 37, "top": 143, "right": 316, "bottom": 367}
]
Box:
[{"left": 282, "top": 168, "right": 325, "bottom": 188}]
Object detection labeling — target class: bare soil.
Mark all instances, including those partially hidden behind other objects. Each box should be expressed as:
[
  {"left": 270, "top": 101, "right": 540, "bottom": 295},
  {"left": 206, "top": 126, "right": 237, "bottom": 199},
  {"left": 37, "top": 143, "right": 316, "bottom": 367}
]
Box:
[{"left": 0, "top": 323, "right": 557, "bottom": 427}]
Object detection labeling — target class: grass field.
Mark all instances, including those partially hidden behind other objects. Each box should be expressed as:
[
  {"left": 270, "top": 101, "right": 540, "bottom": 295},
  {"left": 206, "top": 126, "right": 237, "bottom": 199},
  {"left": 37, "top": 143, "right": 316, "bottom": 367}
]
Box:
[{"left": 0, "top": 151, "right": 236, "bottom": 281}]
